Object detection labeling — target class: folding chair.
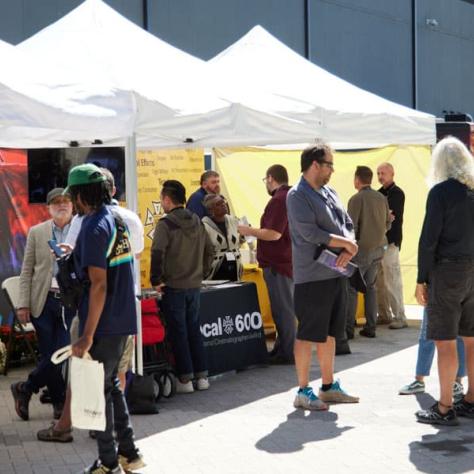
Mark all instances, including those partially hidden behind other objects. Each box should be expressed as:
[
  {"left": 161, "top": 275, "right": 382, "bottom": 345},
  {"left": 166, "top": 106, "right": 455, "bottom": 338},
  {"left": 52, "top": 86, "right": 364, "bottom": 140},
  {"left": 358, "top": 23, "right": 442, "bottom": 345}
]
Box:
[{"left": 1, "top": 276, "right": 37, "bottom": 375}]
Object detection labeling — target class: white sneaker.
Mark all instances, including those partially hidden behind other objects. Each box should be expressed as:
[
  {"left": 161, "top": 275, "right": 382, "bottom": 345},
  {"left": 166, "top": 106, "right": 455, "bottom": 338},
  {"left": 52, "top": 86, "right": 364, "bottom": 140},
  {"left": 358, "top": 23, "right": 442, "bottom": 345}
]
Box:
[
  {"left": 389, "top": 320, "right": 408, "bottom": 329},
  {"left": 399, "top": 380, "right": 425, "bottom": 395},
  {"left": 318, "top": 380, "right": 359, "bottom": 403},
  {"left": 196, "top": 378, "right": 210, "bottom": 391},
  {"left": 176, "top": 380, "right": 194, "bottom": 394},
  {"left": 453, "top": 381, "right": 464, "bottom": 399},
  {"left": 293, "top": 386, "right": 328, "bottom": 411}
]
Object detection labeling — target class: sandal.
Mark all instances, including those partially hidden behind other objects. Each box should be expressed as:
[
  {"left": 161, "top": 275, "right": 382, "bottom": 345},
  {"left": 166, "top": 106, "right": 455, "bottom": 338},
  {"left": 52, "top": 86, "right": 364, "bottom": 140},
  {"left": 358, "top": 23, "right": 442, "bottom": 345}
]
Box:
[{"left": 37, "top": 422, "right": 73, "bottom": 443}]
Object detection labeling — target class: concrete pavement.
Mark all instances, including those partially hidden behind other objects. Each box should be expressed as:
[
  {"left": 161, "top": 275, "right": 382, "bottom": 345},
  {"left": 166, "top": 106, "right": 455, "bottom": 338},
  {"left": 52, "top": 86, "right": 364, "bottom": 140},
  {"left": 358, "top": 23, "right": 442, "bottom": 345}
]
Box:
[{"left": 1, "top": 324, "right": 473, "bottom": 474}]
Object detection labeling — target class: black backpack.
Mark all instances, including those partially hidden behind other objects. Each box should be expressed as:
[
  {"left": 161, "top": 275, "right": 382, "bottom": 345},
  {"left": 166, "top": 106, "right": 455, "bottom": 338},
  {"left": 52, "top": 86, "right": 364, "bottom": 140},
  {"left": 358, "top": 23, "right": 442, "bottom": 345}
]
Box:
[
  {"left": 56, "top": 252, "right": 84, "bottom": 311},
  {"left": 126, "top": 373, "right": 160, "bottom": 414},
  {"left": 55, "top": 214, "right": 129, "bottom": 311}
]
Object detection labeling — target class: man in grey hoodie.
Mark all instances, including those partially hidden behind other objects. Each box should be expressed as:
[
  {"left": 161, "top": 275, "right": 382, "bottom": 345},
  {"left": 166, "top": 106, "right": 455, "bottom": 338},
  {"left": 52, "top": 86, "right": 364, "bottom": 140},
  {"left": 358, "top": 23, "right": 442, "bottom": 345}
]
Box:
[{"left": 150, "top": 180, "right": 214, "bottom": 393}]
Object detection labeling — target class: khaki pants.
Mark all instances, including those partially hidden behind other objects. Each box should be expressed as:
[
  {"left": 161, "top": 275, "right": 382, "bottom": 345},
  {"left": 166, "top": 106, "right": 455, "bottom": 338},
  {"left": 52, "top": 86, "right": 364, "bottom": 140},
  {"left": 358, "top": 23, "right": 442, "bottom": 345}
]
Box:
[{"left": 376, "top": 244, "right": 406, "bottom": 322}]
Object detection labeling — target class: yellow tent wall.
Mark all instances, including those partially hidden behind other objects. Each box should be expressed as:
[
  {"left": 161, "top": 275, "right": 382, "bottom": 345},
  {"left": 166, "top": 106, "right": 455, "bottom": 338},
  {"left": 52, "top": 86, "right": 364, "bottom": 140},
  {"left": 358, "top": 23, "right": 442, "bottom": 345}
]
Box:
[{"left": 215, "top": 146, "right": 431, "bottom": 304}]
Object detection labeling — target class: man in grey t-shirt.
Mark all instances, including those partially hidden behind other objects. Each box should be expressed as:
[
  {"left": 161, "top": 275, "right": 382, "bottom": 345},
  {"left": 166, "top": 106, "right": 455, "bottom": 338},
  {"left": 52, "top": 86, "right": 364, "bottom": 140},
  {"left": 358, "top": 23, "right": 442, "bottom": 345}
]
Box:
[{"left": 287, "top": 142, "right": 360, "bottom": 411}]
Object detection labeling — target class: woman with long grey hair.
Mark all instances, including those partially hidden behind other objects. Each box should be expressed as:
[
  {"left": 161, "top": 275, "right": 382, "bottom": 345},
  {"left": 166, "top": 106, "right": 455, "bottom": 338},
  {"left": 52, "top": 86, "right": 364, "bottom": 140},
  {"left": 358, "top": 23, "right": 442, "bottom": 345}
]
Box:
[{"left": 415, "top": 136, "right": 474, "bottom": 425}]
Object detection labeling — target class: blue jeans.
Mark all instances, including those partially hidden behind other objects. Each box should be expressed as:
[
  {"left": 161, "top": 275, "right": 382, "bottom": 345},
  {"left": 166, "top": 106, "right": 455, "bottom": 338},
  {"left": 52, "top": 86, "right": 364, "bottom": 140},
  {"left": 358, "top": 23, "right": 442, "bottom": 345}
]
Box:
[
  {"left": 416, "top": 309, "right": 466, "bottom": 377},
  {"left": 162, "top": 287, "right": 208, "bottom": 381},
  {"left": 25, "top": 294, "right": 75, "bottom": 403},
  {"left": 89, "top": 335, "right": 137, "bottom": 468}
]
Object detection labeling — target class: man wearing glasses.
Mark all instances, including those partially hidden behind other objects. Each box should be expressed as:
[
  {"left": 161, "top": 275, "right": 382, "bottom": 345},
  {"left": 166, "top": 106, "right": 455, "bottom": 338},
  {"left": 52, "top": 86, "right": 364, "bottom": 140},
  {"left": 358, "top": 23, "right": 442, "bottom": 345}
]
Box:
[
  {"left": 11, "top": 188, "right": 75, "bottom": 422},
  {"left": 238, "top": 165, "right": 295, "bottom": 364},
  {"left": 287, "top": 143, "right": 360, "bottom": 410}
]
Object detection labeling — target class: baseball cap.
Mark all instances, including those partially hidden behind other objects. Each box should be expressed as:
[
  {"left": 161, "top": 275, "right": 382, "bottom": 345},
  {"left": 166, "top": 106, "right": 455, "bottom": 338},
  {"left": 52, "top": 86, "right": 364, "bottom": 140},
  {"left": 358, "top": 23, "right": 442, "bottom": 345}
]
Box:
[
  {"left": 64, "top": 163, "right": 106, "bottom": 194},
  {"left": 47, "top": 188, "right": 68, "bottom": 204}
]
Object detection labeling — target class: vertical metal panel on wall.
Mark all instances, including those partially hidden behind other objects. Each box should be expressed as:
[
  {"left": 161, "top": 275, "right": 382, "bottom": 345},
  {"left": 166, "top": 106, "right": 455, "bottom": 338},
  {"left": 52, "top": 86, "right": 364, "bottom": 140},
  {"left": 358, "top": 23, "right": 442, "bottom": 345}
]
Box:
[
  {"left": 309, "top": 0, "right": 413, "bottom": 108},
  {"left": 0, "top": 0, "right": 28, "bottom": 44},
  {"left": 146, "top": 0, "right": 306, "bottom": 60},
  {"left": 417, "top": 0, "right": 474, "bottom": 117}
]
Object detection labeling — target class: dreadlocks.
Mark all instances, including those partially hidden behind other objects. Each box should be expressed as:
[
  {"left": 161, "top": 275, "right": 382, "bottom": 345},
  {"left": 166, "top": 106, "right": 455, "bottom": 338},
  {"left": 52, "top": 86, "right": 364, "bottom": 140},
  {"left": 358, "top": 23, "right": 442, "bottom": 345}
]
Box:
[{"left": 68, "top": 181, "right": 111, "bottom": 214}]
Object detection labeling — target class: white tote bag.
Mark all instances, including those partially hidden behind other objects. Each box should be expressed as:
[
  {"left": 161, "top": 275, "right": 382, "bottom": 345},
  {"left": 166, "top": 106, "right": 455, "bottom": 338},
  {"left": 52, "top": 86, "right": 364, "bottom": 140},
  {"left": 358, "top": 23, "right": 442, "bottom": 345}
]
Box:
[{"left": 52, "top": 345, "right": 106, "bottom": 431}]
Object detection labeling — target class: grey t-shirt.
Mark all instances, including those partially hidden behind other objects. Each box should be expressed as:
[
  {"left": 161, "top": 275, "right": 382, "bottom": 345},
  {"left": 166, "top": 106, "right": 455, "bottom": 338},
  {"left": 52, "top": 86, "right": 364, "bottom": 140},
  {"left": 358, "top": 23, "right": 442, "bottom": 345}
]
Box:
[{"left": 287, "top": 176, "right": 354, "bottom": 284}]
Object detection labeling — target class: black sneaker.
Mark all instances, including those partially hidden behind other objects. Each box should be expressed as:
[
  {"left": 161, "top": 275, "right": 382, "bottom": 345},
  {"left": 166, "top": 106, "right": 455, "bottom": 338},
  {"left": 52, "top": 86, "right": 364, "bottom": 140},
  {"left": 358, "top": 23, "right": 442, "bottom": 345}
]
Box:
[
  {"left": 118, "top": 449, "right": 146, "bottom": 472},
  {"left": 83, "top": 460, "right": 124, "bottom": 473},
  {"left": 416, "top": 402, "right": 459, "bottom": 426},
  {"left": 359, "top": 328, "right": 376, "bottom": 338},
  {"left": 453, "top": 397, "right": 474, "bottom": 419},
  {"left": 39, "top": 388, "right": 52, "bottom": 404},
  {"left": 10, "top": 382, "right": 32, "bottom": 421}
]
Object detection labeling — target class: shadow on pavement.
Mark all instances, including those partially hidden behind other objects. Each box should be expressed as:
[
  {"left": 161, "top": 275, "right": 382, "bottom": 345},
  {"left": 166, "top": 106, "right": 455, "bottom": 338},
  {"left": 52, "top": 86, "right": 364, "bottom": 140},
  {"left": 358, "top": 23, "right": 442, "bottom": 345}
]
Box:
[
  {"left": 410, "top": 390, "right": 474, "bottom": 473},
  {"left": 414, "top": 392, "right": 437, "bottom": 410},
  {"left": 0, "top": 326, "right": 420, "bottom": 442},
  {"left": 409, "top": 421, "right": 474, "bottom": 473},
  {"left": 255, "top": 410, "right": 353, "bottom": 453},
  {"left": 132, "top": 326, "right": 420, "bottom": 437}
]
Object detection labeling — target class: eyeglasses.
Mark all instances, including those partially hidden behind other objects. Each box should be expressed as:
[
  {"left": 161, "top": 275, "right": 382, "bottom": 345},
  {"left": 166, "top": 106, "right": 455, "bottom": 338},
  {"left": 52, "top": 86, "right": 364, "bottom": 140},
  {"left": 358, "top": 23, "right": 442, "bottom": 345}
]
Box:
[
  {"left": 317, "top": 160, "right": 334, "bottom": 169},
  {"left": 49, "top": 197, "right": 71, "bottom": 205},
  {"left": 261, "top": 176, "right": 269, "bottom": 182}
]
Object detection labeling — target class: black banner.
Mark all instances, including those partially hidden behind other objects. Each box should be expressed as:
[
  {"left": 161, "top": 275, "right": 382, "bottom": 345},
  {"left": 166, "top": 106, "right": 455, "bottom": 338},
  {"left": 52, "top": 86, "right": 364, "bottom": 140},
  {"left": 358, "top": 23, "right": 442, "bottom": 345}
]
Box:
[{"left": 200, "top": 282, "right": 269, "bottom": 375}]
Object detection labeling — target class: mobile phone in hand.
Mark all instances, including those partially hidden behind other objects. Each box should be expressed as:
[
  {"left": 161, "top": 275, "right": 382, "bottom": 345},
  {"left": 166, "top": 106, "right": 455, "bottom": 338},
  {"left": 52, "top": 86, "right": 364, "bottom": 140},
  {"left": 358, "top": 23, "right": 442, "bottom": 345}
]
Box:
[{"left": 48, "top": 240, "right": 65, "bottom": 258}]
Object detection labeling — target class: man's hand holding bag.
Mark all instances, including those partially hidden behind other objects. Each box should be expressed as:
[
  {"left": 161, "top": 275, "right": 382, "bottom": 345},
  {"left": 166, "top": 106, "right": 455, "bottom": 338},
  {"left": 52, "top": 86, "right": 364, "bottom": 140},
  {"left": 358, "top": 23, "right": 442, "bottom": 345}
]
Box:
[{"left": 51, "top": 346, "right": 106, "bottom": 431}]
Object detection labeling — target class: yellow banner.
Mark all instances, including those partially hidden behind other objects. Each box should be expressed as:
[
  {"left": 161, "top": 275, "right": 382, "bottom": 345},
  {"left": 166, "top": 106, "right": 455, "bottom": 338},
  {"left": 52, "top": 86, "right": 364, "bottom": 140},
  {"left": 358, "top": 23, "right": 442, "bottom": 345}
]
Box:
[
  {"left": 215, "top": 146, "right": 431, "bottom": 304},
  {"left": 137, "top": 149, "right": 204, "bottom": 288}
]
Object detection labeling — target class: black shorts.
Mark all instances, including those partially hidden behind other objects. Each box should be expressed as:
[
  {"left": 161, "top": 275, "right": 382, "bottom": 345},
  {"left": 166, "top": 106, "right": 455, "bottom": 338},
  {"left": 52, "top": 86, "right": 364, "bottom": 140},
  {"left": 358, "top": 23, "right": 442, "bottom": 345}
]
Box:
[
  {"left": 427, "top": 261, "right": 474, "bottom": 340},
  {"left": 294, "top": 278, "right": 346, "bottom": 343}
]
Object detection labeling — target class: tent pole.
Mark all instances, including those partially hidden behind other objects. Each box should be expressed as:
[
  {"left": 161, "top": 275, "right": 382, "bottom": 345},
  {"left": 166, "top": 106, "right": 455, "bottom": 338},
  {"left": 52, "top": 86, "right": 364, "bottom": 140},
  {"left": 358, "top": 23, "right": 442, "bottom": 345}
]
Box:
[
  {"left": 210, "top": 148, "right": 216, "bottom": 171},
  {"left": 125, "top": 134, "right": 144, "bottom": 376}
]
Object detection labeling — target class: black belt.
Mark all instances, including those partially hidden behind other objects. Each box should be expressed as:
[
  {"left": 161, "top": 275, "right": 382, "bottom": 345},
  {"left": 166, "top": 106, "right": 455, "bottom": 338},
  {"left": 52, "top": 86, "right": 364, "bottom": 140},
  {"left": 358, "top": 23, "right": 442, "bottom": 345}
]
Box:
[
  {"left": 437, "top": 257, "right": 474, "bottom": 264},
  {"left": 49, "top": 290, "right": 61, "bottom": 299}
]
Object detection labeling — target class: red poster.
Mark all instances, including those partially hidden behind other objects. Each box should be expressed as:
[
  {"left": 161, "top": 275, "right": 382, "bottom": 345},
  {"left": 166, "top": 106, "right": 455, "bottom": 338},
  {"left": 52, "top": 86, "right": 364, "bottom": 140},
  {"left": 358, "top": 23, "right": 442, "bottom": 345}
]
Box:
[{"left": 0, "top": 149, "right": 49, "bottom": 322}]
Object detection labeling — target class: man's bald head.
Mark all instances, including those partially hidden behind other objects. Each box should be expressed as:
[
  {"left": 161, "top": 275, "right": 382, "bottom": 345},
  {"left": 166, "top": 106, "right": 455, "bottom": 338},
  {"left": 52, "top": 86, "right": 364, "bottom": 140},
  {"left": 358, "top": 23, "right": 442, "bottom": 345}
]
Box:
[{"left": 377, "top": 162, "right": 395, "bottom": 188}]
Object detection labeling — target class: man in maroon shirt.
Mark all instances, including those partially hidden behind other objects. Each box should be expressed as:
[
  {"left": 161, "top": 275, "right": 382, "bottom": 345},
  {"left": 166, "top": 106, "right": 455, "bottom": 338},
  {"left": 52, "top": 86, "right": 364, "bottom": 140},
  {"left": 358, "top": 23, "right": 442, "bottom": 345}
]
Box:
[{"left": 239, "top": 165, "right": 295, "bottom": 364}]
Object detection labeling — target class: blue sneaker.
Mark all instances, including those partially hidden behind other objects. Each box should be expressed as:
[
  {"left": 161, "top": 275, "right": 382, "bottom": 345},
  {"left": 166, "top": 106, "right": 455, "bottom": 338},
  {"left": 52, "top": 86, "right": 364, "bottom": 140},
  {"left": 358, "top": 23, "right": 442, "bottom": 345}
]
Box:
[
  {"left": 318, "top": 380, "right": 359, "bottom": 403},
  {"left": 294, "top": 386, "right": 328, "bottom": 411}
]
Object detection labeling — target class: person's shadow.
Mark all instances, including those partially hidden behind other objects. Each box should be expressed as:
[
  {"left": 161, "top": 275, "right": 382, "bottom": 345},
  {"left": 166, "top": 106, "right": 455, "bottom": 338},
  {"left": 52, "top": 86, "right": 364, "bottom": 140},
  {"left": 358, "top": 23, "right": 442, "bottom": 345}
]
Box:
[
  {"left": 255, "top": 409, "right": 353, "bottom": 454},
  {"left": 408, "top": 393, "right": 474, "bottom": 473}
]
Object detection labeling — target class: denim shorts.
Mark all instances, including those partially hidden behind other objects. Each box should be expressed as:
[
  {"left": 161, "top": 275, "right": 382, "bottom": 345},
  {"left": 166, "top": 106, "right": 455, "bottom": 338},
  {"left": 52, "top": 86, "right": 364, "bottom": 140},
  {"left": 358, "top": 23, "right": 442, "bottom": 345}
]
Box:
[
  {"left": 294, "top": 277, "right": 346, "bottom": 343},
  {"left": 427, "top": 261, "right": 474, "bottom": 340}
]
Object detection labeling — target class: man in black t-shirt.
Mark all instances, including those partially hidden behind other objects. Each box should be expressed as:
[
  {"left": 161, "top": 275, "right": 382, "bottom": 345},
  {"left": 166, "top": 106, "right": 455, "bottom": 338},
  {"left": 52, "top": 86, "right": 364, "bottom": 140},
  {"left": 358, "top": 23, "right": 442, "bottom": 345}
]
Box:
[{"left": 376, "top": 162, "right": 408, "bottom": 330}]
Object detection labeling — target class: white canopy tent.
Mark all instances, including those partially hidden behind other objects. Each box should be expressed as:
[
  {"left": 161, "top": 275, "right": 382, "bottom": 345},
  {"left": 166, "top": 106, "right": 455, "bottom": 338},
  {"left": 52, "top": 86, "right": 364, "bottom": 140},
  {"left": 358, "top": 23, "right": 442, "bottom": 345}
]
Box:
[
  {"left": 0, "top": 39, "right": 136, "bottom": 148},
  {"left": 7, "top": 5, "right": 437, "bottom": 373},
  {"left": 208, "top": 25, "right": 436, "bottom": 148},
  {"left": 18, "top": 0, "right": 314, "bottom": 149},
  {"left": 14, "top": 3, "right": 320, "bottom": 377}
]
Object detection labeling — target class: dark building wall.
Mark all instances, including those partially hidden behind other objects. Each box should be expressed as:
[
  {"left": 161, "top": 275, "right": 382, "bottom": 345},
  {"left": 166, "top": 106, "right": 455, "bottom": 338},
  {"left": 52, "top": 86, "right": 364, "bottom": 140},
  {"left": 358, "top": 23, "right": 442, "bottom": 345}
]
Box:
[
  {"left": 417, "top": 0, "right": 474, "bottom": 117},
  {"left": 309, "top": 0, "right": 413, "bottom": 108},
  {"left": 0, "top": 0, "right": 473, "bottom": 117},
  {"left": 147, "top": 0, "right": 306, "bottom": 59}
]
